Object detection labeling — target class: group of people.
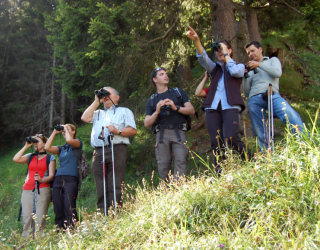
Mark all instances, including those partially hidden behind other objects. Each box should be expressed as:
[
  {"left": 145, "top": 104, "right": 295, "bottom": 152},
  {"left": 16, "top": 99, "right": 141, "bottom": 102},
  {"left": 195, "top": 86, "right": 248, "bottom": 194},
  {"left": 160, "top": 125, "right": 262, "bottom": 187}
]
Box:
[
  {"left": 13, "top": 26, "right": 305, "bottom": 238},
  {"left": 13, "top": 124, "right": 81, "bottom": 237}
]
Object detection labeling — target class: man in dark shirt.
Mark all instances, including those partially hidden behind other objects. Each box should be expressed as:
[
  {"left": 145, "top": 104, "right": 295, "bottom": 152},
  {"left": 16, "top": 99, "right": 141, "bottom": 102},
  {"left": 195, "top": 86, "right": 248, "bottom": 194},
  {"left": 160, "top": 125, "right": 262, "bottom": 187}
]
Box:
[{"left": 144, "top": 67, "right": 195, "bottom": 181}]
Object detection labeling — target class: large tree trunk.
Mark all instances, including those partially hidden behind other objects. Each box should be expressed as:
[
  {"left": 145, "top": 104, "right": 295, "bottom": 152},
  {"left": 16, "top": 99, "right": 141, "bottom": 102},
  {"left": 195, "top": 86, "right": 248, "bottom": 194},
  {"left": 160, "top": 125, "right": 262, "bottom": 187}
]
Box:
[
  {"left": 60, "top": 91, "right": 66, "bottom": 124},
  {"left": 246, "top": 8, "right": 261, "bottom": 42},
  {"left": 48, "top": 55, "right": 55, "bottom": 132},
  {"left": 236, "top": 7, "right": 250, "bottom": 63},
  {"left": 210, "top": 0, "right": 238, "bottom": 60}
]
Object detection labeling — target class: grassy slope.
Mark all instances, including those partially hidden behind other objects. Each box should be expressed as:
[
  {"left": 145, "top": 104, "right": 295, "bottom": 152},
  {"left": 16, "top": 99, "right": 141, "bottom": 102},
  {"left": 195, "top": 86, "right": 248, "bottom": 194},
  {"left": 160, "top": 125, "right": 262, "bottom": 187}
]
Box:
[{"left": 2, "top": 119, "right": 319, "bottom": 249}]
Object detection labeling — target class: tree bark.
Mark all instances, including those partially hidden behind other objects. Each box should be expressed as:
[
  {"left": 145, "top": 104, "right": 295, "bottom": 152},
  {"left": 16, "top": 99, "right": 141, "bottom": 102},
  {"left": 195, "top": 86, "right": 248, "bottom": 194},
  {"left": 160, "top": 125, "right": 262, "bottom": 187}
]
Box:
[
  {"left": 60, "top": 91, "right": 66, "bottom": 124},
  {"left": 48, "top": 55, "right": 55, "bottom": 132},
  {"left": 246, "top": 8, "right": 261, "bottom": 42},
  {"left": 210, "top": 0, "right": 238, "bottom": 59}
]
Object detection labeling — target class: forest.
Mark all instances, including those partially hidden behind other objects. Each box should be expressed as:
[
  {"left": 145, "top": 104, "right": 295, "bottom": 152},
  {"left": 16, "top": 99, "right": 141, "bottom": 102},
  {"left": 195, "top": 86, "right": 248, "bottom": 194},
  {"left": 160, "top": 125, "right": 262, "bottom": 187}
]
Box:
[
  {"left": 1, "top": 0, "right": 319, "bottom": 147},
  {"left": 1, "top": 0, "right": 320, "bottom": 248}
]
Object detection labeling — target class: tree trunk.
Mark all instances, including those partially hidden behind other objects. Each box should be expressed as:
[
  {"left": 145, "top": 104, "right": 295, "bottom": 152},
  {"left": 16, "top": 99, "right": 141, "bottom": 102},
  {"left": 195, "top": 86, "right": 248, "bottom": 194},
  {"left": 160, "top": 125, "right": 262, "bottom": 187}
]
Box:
[
  {"left": 210, "top": 0, "right": 238, "bottom": 59},
  {"left": 48, "top": 55, "right": 55, "bottom": 132},
  {"left": 246, "top": 8, "right": 261, "bottom": 42},
  {"left": 236, "top": 7, "right": 250, "bottom": 63},
  {"left": 60, "top": 91, "right": 66, "bottom": 124}
]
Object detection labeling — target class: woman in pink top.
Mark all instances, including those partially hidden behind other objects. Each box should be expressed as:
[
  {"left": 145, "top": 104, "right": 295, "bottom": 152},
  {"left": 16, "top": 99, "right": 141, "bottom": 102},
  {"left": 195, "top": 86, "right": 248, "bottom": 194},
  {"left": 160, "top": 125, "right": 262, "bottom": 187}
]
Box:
[{"left": 13, "top": 134, "right": 56, "bottom": 238}]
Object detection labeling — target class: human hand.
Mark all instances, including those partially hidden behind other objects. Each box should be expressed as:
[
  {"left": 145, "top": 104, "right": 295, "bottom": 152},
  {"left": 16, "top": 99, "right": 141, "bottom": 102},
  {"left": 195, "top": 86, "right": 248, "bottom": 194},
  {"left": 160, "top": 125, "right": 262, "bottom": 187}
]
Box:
[
  {"left": 106, "top": 124, "right": 117, "bottom": 134},
  {"left": 220, "top": 43, "right": 227, "bottom": 53},
  {"left": 186, "top": 26, "right": 199, "bottom": 42},
  {"left": 156, "top": 99, "right": 167, "bottom": 114},
  {"left": 163, "top": 98, "right": 177, "bottom": 110},
  {"left": 34, "top": 172, "right": 41, "bottom": 183},
  {"left": 247, "top": 60, "right": 260, "bottom": 69}
]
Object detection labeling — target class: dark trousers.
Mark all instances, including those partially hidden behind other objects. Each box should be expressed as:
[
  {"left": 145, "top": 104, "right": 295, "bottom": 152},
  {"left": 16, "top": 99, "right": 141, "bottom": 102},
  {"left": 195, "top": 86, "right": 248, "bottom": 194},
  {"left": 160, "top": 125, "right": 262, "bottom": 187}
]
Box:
[
  {"left": 52, "top": 175, "right": 78, "bottom": 229},
  {"left": 205, "top": 107, "right": 246, "bottom": 158},
  {"left": 91, "top": 144, "right": 127, "bottom": 212}
]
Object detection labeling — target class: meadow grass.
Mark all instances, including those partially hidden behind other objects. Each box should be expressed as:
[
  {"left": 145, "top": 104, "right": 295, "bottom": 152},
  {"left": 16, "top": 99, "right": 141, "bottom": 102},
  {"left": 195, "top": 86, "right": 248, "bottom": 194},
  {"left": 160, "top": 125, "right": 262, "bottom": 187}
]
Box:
[{"left": 0, "top": 108, "right": 319, "bottom": 249}]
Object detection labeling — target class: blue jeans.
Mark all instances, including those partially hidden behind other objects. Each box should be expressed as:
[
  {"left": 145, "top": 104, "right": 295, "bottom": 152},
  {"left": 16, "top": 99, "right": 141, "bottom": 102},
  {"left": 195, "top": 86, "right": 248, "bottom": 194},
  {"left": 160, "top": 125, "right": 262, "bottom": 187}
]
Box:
[{"left": 248, "top": 92, "right": 304, "bottom": 150}]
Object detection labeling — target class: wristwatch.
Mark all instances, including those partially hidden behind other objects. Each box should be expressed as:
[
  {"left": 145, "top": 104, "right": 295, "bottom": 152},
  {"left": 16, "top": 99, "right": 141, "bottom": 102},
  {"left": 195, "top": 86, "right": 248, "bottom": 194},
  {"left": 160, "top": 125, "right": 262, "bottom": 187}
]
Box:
[
  {"left": 176, "top": 105, "right": 181, "bottom": 112},
  {"left": 118, "top": 129, "right": 122, "bottom": 136},
  {"left": 224, "top": 53, "right": 229, "bottom": 57}
]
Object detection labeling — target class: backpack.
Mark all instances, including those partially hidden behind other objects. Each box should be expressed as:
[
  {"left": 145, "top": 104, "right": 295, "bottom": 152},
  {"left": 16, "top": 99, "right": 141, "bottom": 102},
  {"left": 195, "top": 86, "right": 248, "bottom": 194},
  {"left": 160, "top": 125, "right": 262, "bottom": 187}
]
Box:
[
  {"left": 150, "top": 87, "right": 192, "bottom": 131},
  {"left": 74, "top": 149, "right": 90, "bottom": 186}
]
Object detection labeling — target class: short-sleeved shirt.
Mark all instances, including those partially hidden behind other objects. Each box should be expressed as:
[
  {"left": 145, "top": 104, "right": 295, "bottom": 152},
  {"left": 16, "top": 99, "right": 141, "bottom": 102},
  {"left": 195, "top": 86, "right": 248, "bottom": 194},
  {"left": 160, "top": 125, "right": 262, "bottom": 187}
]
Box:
[
  {"left": 56, "top": 139, "right": 82, "bottom": 177},
  {"left": 145, "top": 88, "right": 190, "bottom": 125},
  {"left": 23, "top": 154, "right": 55, "bottom": 190},
  {"left": 90, "top": 105, "right": 136, "bottom": 147}
]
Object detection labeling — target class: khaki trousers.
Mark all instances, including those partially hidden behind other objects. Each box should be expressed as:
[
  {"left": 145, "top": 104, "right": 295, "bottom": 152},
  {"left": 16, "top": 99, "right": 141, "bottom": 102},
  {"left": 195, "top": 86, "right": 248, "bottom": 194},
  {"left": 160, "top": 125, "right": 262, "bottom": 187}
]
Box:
[
  {"left": 155, "top": 129, "right": 189, "bottom": 181},
  {"left": 21, "top": 187, "right": 51, "bottom": 238}
]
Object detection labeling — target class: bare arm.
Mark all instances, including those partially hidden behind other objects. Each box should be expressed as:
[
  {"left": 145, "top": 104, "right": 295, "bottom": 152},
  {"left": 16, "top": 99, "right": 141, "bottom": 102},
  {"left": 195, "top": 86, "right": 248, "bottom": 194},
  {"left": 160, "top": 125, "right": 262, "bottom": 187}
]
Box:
[
  {"left": 178, "top": 102, "right": 195, "bottom": 115},
  {"left": 64, "top": 125, "right": 81, "bottom": 148},
  {"left": 45, "top": 130, "right": 60, "bottom": 154},
  {"left": 13, "top": 142, "right": 32, "bottom": 163},
  {"left": 81, "top": 95, "right": 101, "bottom": 123},
  {"left": 195, "top": 72, "right": 209, "bottom": 97},
  {"left": 106, "top": 124, "right": 137, "bottom": 137},
  {"left": 186, "top": 26, "right": 204, "bottom": 55}
]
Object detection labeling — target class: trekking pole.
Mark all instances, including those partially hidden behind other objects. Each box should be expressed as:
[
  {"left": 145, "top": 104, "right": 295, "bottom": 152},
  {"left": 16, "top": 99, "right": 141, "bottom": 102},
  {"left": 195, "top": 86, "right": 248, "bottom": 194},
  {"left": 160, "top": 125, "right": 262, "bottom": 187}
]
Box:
[
  {"left": 109, "top": 132, "right": 117, "bottom": 213},
  {"left": 268, "top": 83, "right": 274, "bottom": 151},
  {"left": 32, "top": 175, "right": 40, "bottom": 237},
  {"left": 98, "top": 126, "right": 107, "bottom": 216}
]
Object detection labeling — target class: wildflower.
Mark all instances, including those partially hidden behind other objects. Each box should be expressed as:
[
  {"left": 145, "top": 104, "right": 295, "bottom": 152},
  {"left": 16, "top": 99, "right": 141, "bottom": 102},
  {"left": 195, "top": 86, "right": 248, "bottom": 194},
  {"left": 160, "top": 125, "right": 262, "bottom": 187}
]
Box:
[{"left": 218, "top": 243, "right": 225, "bottom": 248}]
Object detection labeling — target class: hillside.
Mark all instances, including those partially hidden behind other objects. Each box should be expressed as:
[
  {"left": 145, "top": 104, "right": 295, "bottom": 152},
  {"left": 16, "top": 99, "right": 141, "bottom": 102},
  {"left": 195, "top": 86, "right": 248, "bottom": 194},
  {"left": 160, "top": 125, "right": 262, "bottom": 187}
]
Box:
[{"left": 0, "top": 105, "right": 319, "bottom": 248}]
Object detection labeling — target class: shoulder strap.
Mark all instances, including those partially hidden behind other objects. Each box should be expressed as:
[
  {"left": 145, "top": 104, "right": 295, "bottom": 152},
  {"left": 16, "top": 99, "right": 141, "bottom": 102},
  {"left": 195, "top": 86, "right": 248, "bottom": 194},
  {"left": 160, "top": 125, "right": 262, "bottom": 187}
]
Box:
[
  {"left": 172, "top": 87, "right": 184, "bottom": 105},
  {"left": 46, "top": 154, "right": 51, "bottom": 169},
  {"left": 27, "top": 153, "right": 36, "bottom": 166}
]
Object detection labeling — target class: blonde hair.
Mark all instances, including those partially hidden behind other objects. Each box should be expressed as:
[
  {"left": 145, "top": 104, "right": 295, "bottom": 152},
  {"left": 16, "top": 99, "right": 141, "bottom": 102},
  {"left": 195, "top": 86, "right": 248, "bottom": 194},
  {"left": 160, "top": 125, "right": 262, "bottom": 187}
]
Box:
[{"left": 65, "top": 124, "right": 77, "bottom": 138}]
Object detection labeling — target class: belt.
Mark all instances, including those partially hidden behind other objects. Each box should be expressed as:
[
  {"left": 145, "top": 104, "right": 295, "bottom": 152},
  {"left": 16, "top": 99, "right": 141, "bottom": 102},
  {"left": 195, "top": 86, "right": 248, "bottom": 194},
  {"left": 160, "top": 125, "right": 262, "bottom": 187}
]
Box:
[{"left": 94, "top": 145, "right": 110, "bottom": 149}]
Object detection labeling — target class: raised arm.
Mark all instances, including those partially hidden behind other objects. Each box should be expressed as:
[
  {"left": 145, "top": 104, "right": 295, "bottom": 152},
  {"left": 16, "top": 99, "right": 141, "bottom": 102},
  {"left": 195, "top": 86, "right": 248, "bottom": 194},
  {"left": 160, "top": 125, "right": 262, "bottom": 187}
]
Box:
[
  {"left": 195, "top": 72, "right": 209, "bottom": 97},
  {"left": 81, "top": 95, "right": 101, "bottom": 123},
  {"left": 45, "top": 130, "right": 60, "bottom": 154},
  {"left": 64, "top": 125, "right": 81, "bottom": 148},
  {"left": 13, "top": 142, "right": 32, "bottom": 164},
  {"left": 186, "top": 26, "right": 204, "bottom": 55}
]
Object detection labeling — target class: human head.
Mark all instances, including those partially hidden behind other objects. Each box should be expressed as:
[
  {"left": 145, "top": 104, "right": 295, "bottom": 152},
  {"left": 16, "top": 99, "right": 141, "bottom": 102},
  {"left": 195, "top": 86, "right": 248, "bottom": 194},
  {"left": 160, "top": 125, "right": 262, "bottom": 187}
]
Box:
[
  {"left": 214, "top": 40, "right": 233, "bottom": 62},
  {"left": 62, "top": 124, "right": 77, "bottom": 138},
  {"left": 245, "top": 41, "right": 264, "bottom": 61},
  {"left": 101, "top": 87, "right": 120, "bottom": 109},
  {"left": 150, "top": 67, "right": 169, "bottom": 86},
  {"left": 33, "top": 134, "right": 48, "bottom": 151}
]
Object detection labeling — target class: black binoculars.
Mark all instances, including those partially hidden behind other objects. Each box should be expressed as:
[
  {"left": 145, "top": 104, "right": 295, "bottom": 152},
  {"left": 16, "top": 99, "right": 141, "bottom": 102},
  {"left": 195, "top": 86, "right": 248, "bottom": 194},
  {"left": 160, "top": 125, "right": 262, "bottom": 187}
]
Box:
[
  {"left": 54, "top": 124, "right": 64, "bottom": 131},
  {"left": 95, "top": 88, "right": 110, "bottom": 99},
  {"left": 25, "top": 137, "right": 38, "bottom": 143},
  {"left": 211, "top": 42, "right": 221, "bottom": 52}
]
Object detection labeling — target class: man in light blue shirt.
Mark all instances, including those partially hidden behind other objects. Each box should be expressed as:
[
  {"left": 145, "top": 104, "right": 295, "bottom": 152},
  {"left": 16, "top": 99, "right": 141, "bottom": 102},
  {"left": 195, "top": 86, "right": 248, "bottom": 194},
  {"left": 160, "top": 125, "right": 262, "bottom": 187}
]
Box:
[{"left": 81, "top": 87, "right": 137, "bottom": 212}]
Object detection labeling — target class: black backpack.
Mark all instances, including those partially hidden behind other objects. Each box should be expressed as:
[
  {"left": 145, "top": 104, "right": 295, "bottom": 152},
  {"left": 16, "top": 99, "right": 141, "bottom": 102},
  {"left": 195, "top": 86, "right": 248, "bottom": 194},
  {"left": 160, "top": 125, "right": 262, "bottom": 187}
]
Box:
[{"left": 150, "top": 87, "right": 192, "bottom": 131}]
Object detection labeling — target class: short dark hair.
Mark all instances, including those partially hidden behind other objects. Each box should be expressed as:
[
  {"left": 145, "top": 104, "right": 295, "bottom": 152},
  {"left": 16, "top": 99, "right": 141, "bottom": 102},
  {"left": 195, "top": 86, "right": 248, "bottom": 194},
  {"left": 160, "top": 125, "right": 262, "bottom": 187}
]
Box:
[
  {"left": 245, "top": 41, "right": 264, "bottom": 55},
  {"left": 246, "top": 40, "right": 261, "bottom": 48},
  {"left": 150, "top": 67, "right": 166, "bottom": 85}
]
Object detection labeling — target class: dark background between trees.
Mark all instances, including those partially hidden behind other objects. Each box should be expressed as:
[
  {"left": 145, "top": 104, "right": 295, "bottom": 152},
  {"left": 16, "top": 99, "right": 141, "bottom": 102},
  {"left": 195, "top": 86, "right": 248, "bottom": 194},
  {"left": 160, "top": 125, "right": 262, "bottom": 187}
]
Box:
[{"left": 0, "top": 0, "right": 319, "bottom": 147}]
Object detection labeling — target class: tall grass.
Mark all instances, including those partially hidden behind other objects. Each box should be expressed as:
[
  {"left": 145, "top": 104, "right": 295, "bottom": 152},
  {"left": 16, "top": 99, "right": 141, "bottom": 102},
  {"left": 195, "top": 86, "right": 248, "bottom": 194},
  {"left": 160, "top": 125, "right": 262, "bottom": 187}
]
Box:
[{"left": 1, "top": 108, "right": 319, "bottom": 249}]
